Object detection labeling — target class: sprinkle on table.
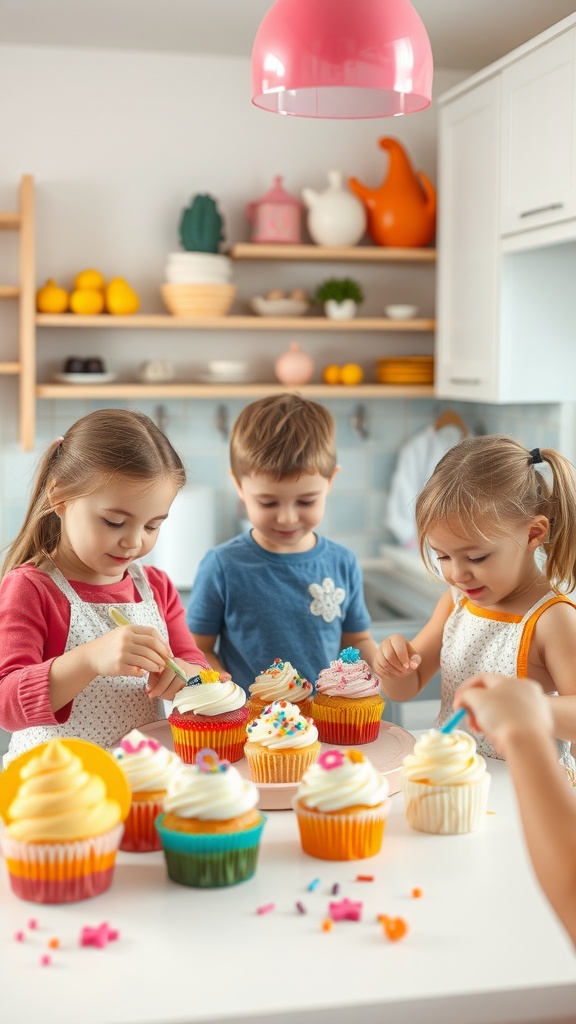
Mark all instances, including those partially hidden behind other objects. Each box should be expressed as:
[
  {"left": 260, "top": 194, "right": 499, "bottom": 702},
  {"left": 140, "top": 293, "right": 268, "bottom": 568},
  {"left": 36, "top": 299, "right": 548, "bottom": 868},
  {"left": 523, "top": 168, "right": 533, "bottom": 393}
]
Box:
[
  {"left": 331, "top": 882, "right": 340, "bottom": 895},
  {"left": 256, "top": 903, "right": 276, "bottom": 915},
  {"left": 80, "top": 923, "right": 120, "bottom": 948},
  {"left": 321, "top": 919, "right": 333, "bottom": 932},
  {"left": 296, "top": 902, "right": 307, "bottom": 914},
  {"left": 39, "top": 954, "right": 52, "bottom": 967},
  {"left": 329, "top": 898, "right": 363, "bottom": 922},
  {"left": 27, "top": 918, "right": 38, "bottom": 930},
  {"left": 379, "top": 915, "right": 409, "bottom": 942},
  {"left": 411, "top": 887, "right": 423, "bottom": 899},
  {"left": 308, "top": 878, "right": 320, "bottom": 892},
  {"left": 356, "top": 874, "right": 374, "bottom": 882},
  {"left": 14, "top": 931, "right": 25, "bottom": 943},
  {"left": 48, "top": 937, "right": 60, "bottom": 949}
]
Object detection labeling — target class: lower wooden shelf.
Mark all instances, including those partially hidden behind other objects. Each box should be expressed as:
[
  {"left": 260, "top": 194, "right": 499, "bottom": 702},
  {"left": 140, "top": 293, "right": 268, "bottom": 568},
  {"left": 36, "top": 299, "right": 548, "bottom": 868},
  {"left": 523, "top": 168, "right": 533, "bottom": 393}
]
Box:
[{"left": 36, "top": 382, "right": 435, "bottom": 400}]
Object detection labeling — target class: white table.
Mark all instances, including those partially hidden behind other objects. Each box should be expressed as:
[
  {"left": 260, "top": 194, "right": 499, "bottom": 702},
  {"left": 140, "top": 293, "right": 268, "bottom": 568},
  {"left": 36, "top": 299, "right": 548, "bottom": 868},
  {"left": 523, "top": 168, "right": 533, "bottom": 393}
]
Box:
[{"left": 1, "top": 758, "right": 575, "bottom": 1024}]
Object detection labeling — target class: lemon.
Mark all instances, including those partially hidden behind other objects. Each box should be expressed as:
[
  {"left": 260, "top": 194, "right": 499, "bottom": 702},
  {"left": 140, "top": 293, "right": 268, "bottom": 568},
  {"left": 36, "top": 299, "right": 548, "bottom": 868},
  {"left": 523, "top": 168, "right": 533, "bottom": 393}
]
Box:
[
  {"left": 74, "top": 268, "right": 106, "bottom": 290},
  {"left": 69, "top": 288, "right": 105, "bottom": 315},
  {"left": 340, "top": 363, "right": 364, "bottom": 386},
  {"left": 323, "top": 364, "right": 341, "bottom": 384}
]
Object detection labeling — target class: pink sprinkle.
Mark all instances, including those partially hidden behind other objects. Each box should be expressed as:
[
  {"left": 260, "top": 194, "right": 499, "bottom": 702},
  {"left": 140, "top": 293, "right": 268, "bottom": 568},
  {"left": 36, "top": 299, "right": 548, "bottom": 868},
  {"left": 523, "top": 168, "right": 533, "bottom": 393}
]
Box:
[
  {"left": 14, "top": 931, "right": 25, "bottom": 943},
  {"left": 256, "top": 903, "right": 276, "bottom": 915},
  {"left": 80, "top": 922, "right": 119, "bottom": 948},
  {"left": 329, "top": 898, "right": 363, "bottom": 922},
  {"left": 40, "top": 954, "right": 51, "bottom": 967},
  {"left": 27, "top": 918, "right": 38, "bottom": 930}
]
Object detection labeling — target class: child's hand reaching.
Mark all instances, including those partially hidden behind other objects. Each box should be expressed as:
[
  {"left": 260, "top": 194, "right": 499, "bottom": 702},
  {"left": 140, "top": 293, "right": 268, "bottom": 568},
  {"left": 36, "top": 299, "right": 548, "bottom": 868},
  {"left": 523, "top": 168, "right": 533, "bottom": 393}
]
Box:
[
  {"left": 454, "top": 673, "right": 553, "bottom": 757},
  {"left": 374, "top": 633, "right": 422, "bottom": 680}
]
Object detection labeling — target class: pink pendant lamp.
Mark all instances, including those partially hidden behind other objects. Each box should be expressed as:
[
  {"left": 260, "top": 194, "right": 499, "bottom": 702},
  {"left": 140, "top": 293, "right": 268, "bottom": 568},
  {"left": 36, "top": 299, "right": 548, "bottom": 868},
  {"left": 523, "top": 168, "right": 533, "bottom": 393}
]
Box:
[{"left": 251, "top": 0, "right": 433, "bottom": 119}]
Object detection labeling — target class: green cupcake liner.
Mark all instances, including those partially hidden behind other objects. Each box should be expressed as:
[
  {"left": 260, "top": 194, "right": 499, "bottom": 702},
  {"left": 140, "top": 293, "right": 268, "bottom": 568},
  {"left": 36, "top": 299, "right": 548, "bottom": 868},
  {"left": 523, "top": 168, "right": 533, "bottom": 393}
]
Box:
[{"left": 155, "top": 813, "right": 266, "bottom": 887}]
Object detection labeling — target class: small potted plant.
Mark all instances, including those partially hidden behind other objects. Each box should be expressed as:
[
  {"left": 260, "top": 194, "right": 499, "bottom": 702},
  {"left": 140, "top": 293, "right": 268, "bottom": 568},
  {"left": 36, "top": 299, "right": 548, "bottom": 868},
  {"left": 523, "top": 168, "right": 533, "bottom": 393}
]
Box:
[{"left": 314, "top": 277, "right": 364, "bottom": 320}]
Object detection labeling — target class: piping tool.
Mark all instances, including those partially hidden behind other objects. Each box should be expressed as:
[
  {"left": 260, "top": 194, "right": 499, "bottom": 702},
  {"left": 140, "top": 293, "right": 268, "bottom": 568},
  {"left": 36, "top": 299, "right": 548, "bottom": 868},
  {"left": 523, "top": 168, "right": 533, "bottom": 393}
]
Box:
[
  {"left": 439, "top": 707, "right": 466, "bottom": 734},
  {"left": 108, "top": 606, "right": 189, "bottom": 683}
]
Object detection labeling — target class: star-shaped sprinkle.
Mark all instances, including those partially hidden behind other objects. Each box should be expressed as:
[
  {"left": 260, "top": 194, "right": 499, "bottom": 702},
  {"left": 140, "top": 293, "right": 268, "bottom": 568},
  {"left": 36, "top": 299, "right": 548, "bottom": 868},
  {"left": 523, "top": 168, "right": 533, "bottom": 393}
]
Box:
[{"left": 79, "top": 923, "right": 120, "bottom": 948}]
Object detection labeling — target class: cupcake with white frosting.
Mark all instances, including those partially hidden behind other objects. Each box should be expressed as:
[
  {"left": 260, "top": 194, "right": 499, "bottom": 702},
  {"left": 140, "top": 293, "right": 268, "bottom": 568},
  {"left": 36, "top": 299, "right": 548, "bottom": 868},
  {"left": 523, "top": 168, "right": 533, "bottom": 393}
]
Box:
[
  {"left": 401, "top": 729, "right": 491, "bottom": 834},
  {"left": 248, "top": 659, "right": 313, "bottom": 719},
  {"left": 155, "top": 748, "right": 265, "bottom": 887},
  {"left": 292, "top": 748, "right": 390, "bottom": 860},
  {"left": 310, "top": 646, "right": 384, "bottom": 744},
  {"left": 244, "top": 700, "right": 321, "bottom": 783},
  {"left": 111, "top": 729, "right": 182, "bottom": 852},
  {"left": 168, "top": 669, "right": 250, "bottom": 764}
]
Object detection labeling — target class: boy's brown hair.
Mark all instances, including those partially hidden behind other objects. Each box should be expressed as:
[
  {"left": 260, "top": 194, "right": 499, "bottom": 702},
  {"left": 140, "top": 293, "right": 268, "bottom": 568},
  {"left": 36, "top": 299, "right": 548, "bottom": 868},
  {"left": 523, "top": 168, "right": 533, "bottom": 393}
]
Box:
[{"left": 230, "top": 393, "right": 337, "bottom": 481}]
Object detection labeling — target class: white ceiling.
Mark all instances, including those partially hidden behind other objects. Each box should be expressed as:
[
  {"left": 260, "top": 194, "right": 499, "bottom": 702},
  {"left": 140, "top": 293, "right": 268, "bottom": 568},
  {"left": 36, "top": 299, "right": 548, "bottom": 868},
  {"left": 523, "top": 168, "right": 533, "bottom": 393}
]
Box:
[{"left": 1, "top": 0, "right": 575, "bottom": 72}]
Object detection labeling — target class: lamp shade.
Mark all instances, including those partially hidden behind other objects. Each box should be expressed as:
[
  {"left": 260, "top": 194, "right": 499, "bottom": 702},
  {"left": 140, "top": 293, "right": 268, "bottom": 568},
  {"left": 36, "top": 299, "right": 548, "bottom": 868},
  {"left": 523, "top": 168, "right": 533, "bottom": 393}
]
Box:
[{"left": 251, "top": 0, "right": 433, "bottom": 119}]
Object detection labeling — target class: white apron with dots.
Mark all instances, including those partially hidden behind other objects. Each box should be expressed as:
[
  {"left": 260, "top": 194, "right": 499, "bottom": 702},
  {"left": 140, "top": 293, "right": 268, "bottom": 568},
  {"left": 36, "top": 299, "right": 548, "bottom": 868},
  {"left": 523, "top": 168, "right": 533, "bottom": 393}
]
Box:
[
  {"left": 438, "top": 589, "right": 576, "bottom": 783},
  {"left": 4, "top": 561, "right": 167, "bottom": 766}
]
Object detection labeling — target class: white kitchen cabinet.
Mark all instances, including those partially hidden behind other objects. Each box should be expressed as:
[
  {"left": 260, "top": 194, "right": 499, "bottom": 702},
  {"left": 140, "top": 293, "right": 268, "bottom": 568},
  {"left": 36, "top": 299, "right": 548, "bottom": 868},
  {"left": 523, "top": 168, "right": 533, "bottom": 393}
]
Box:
[
  {"left": 500, "top": 28, "right": 576, "bottom": 238},
  {"left": 435, "top": 77, "right": 501, "bottom": 401}
]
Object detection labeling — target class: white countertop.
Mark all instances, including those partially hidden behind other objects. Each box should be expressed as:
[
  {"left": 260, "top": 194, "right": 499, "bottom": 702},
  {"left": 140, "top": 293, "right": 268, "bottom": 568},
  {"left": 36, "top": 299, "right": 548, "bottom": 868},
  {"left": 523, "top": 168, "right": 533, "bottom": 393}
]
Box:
[{"left": 1, "top": 758, "right": 575, "bottom": 1024}]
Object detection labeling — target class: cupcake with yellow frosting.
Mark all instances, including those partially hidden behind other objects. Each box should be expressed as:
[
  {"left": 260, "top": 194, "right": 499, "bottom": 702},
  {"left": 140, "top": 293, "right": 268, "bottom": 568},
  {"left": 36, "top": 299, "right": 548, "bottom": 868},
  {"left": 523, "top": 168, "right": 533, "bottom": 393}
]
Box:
[
  {"left": 155, "top": 748, "right": 265, "bottom": 887},
  {"left": 310, "top": 647, "right": 384, "bottom": 745},
  {"left": 292, "top": 748, "right": 390, "bottom": 860},
  {"left": 244, "top": 700, "right": 321, "bottom": 783},
  {"left": 401, "top": 729, "right": 491, "bottom": 835},
  {"left": 168, "top": 669, "right": 250, "bottom": 764},
  {"left": 247, "top": 659, "right": 313, "bottom": 719},
  {"left": 0, "top": 738, "right": 130, "bottom": 903},
  {"left": 111, "top": 729, "right": 182, "bottom": 852}
]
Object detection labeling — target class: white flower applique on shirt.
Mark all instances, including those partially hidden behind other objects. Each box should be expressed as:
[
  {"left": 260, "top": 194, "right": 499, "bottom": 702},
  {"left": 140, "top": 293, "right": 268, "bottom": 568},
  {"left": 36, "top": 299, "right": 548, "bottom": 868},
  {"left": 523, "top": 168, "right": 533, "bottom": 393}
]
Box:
[{"left": 308, "top": 577, "right": 345, "bottom": 622}]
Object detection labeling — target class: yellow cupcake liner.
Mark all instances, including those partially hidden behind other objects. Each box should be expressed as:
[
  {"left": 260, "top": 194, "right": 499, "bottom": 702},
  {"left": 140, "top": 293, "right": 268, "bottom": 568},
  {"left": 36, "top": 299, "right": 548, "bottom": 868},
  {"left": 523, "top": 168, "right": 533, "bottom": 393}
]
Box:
[
  {"left": 292, "top": 800, "right": 389, "bottom": 860},
  {"left": 246, "top": 696, "right": 313, "bottom": 722},
  {"left": 169, "top": 722, "right": 247, "bottom": 764},
  {"left": 401, "top": 774, "right": 491, "bottom": 834},
  {"left": 243, "top": 741, "right": 321, "bottom": 783}
]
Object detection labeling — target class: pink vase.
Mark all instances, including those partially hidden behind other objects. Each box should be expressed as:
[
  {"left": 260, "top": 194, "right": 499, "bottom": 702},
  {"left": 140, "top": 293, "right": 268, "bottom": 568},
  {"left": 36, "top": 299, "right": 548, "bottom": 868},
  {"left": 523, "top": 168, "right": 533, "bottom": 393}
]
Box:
[{"left": 274, "top": 341, "right": 314, "bottom": 385}]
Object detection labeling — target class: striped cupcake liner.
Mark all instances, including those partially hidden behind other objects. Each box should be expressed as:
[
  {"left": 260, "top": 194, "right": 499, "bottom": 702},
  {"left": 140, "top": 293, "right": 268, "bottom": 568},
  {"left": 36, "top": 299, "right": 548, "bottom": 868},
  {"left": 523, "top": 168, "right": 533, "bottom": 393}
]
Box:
[{"left": 401, "top": 774, "right": 491, "bottom": 834}]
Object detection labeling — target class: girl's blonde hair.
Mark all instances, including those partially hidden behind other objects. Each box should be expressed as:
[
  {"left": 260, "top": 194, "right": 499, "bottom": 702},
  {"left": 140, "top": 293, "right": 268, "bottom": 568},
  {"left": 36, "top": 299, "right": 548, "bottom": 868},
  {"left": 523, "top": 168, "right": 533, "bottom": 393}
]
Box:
[
  {"left": 415, "top": 434, "right": 576, "bottom": 593},
  {"left": 230, "top": 393, "right": 337, "bottom": 481},
  {"left": 2, "top": 409, "right": 186, "bottom": 578}
]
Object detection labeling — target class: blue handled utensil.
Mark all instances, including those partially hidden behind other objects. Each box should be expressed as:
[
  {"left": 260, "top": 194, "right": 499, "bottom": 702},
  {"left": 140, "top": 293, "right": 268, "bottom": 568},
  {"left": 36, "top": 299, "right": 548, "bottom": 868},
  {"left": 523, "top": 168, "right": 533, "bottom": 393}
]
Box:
[
  {"left": 109, "top": 606, "right": 190, "bottom": 683},
  {"left": 440, "top": 707, "right": 467, "bottom": 734}
]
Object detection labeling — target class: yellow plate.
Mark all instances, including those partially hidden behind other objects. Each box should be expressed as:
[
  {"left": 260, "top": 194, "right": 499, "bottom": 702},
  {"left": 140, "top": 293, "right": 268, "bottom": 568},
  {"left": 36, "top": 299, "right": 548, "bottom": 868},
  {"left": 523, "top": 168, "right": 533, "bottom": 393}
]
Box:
[{"left": 0, "top": 738, "right": 131, "bottom": 823}]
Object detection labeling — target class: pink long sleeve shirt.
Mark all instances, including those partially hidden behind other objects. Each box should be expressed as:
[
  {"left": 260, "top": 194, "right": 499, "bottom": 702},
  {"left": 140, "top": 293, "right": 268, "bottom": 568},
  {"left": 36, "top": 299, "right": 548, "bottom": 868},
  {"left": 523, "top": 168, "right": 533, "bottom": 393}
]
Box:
[{"left": 0, "top": 563, "right": 208, "bottom": 732}]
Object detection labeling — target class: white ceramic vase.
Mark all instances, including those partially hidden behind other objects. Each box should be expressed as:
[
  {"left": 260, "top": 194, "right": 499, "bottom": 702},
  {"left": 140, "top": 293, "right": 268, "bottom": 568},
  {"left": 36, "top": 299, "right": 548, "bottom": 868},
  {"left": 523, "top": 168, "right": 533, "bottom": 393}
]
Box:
[
  {"left": 302, "top": 170, "right": 367, "bottom": 247},
  {"left": 324, "top": 299, "right": 358, "bottom": 320}
]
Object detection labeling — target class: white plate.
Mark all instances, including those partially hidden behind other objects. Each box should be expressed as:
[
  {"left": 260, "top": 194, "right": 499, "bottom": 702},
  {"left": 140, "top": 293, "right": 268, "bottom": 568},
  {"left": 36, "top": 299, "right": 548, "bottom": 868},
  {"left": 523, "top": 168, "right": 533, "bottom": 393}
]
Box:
[
  {"left": 139, "top": 719, "right": 415, "bottom": 810},
  {"left": 52, "top": 372, "right": 118, "bottom": 384},
  {"left": 195, "top": 372, "right": 259, "bottom": 384}
]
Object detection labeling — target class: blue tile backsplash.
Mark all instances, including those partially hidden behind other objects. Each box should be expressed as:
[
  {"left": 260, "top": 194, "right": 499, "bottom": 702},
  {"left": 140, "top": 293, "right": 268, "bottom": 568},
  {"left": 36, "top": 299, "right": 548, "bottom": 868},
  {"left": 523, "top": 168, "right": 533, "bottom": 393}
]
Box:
[{"left": 0, "top": 396, "right": 563, "bottom": 562}]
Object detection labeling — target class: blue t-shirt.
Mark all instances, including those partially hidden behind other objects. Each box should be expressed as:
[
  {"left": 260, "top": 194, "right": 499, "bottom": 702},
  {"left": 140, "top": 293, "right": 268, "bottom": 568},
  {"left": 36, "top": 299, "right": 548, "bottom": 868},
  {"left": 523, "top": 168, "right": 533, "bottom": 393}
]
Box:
[{"left": 186, "top": 531, "right": 371, "bottom": 692}]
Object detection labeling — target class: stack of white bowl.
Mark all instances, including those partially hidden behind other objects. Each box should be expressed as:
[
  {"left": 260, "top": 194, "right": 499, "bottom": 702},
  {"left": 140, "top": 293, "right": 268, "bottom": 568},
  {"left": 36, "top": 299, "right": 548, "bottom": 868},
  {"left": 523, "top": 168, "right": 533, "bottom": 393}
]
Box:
[
  {"left": 161, "top": 252, "right": 236, "bottom": 316},
  {"left": 197, "top": 359, "right": 254, "bottom": 384}
]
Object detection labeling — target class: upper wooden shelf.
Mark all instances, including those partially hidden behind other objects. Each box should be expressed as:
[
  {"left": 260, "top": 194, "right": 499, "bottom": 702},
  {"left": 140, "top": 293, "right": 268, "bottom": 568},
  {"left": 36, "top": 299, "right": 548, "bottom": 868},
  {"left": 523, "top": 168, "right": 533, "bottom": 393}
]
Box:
[
  {"left": 229, "top": 243, "right": 436, "bottom": 262},
  {"left": 36, "top": 382, "right": 435, "bottom": 400},
  {"left": 36, "top": 314, "right": 435, "bottom": 332}
]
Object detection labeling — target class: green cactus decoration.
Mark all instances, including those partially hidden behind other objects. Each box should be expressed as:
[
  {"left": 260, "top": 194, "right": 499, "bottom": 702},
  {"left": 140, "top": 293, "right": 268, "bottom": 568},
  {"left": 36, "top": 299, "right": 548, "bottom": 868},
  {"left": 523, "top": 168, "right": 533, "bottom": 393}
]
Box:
[{"left": 179, "top": 193, "right": 225, "bottom": 253}]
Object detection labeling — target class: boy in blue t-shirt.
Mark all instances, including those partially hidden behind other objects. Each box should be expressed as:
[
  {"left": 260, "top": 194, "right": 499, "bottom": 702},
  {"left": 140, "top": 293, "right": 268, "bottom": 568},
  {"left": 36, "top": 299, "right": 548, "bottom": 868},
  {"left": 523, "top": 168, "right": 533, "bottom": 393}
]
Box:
[{"left": 186, "top": 393, "right": 377, "bottom": 693}]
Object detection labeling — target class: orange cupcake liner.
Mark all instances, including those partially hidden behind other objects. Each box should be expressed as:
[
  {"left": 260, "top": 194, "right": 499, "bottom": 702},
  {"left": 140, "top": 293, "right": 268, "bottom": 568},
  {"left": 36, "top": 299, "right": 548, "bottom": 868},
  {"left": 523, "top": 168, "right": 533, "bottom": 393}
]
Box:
[
  {"left": 309, "top": 694, "right": 384, "bottom": 745},
  {"left": 169, "top": 721, "right": 248, "bottom": 764},
  {"left": 292, "top": 801, "right": 388, "bottom": 860},
  {"left": 243, "top": 741, "right": 321, "bottom": 783},
  {"left": 120, "top": 799, "right": 165, "bottom": 852}
]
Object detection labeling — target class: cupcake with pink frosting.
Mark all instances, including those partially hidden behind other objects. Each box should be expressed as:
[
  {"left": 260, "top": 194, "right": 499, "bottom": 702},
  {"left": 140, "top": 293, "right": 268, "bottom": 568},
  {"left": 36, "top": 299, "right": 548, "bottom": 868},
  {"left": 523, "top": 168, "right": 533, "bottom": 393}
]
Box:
[
  {"left": 310, "top": 647, "right": 384, "bottom": 745},
  {"left": 111, "top": 729, "right": 182, "bottom": 852}
]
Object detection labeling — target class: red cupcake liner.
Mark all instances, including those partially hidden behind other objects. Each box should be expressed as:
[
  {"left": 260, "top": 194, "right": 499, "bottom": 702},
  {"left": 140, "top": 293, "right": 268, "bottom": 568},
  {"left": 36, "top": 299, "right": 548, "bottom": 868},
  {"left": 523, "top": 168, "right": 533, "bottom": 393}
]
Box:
[{"left": 168, "top": 706, "right": 250, "bottom": 764}]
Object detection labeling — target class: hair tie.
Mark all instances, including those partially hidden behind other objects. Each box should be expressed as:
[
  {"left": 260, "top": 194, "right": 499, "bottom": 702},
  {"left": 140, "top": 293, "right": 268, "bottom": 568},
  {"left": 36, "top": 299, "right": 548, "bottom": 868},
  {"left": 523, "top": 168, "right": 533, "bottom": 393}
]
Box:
[{"left": 529, "top": 448, "right": 543, "bottom": 465}]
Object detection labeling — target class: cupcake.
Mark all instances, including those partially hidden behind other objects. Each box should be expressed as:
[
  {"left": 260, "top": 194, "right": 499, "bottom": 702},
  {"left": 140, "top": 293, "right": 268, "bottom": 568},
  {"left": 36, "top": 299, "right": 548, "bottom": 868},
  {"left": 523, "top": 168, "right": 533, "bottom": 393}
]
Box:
[
  {"left": 111, "top": 729, "right": 182, "bottom": 852},
  {"left": 401, "top": 729, "right": 491, "bottom": 835},
  {"left": 155, "top": 748, "right": 266, "bottom": 887},
  {"left": 0, "top": 738, "right": 130, "bottom": 903},
  {"left": 310, "top": 647, "right": 384, "bottom": 745},
  {"left": 292, "top": 748, "right": 390, "bottom": 860},
  {"left": 244, "top": 700, "right": 321, "bottom": 783},
  {"left": 247, "top": 658, "right": 313, "bottom": 719},
  {"left": 168, "top": 669, "right": 250, "bottom": 764}
]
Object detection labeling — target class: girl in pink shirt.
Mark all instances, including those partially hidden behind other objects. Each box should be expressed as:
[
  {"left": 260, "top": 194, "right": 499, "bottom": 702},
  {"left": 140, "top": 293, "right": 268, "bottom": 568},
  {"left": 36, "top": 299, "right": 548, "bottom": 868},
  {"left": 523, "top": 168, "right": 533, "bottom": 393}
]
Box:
[{"left": 0, "top": 408, "right": 208, "bottom": 765}]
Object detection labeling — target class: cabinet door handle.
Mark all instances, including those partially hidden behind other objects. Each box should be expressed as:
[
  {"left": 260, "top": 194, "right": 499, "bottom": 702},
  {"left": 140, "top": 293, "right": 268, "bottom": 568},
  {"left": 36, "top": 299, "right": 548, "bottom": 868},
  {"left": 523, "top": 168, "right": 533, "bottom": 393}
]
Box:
[
  {"left": 448, "top": 377, "right": 482, "bottom": 385},
  {"left": 519, "top": 202, "right": 564, "bottom": 219}
]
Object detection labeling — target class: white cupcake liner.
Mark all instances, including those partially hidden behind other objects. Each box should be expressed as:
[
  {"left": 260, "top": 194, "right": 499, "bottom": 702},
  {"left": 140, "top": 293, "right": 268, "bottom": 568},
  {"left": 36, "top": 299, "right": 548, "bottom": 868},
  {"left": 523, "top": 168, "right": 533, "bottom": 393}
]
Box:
[{"left": 401, "top": 774, "right": 491, "bottom": 834}]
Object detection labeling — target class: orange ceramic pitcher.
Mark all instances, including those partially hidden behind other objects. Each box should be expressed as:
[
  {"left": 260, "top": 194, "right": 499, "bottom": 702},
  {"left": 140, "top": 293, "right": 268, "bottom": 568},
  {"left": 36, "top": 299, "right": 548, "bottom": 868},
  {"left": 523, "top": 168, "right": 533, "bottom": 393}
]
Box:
[{"left": 349, "top": 138, "right": 436, "bottom": 248}]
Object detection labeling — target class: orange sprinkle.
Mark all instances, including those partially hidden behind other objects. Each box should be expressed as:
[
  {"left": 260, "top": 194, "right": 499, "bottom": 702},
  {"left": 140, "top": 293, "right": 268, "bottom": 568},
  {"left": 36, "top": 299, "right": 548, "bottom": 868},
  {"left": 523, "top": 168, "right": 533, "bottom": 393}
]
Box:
[
  {"left": 347, "top": 749, "right": 364, "bottom": 763},
  {"left": 47, "top": 937, "right": 60, "bottom": 949},
  {"left": 321, "top": 919, "right": 333, "bottom": 932},
  {"left": 411, "top": 887, "right": 423, "bottom": 898},
  {"left": 382, "top": 916, "right": 408, "bottom": 942},
  {"left": 356, "top": 874, "right": 374, "bottom": 882}
]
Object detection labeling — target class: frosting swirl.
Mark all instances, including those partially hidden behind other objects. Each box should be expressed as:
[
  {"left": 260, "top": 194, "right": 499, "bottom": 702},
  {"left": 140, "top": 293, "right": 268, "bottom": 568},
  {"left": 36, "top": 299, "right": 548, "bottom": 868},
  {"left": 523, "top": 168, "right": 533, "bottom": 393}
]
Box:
[
  {"left": 401, "top": 729, "right": 487, "bottom": 785},
  {"left": 172, "top": 677, "right": 246, "bottom": 717},
  {"left": 250, "top": 659, "right": 312, "bottom": 705},
  {"left": 296, "top": 749, "right": 389, "bottom": 811},
  {"left": 246, "top": 701, "right": 319, "bottom": 749},
  {"left": 163, "top": 763, "right": 258, "bottom": 820},
  {"left": 6, "top": 740, "right": 122, "bottom": 842},
  {"left": 111, "top": 729, "right": 181, "bottom": 792},
  {"left": 316, "top": 647, "right": 380, "bottom": 699}
]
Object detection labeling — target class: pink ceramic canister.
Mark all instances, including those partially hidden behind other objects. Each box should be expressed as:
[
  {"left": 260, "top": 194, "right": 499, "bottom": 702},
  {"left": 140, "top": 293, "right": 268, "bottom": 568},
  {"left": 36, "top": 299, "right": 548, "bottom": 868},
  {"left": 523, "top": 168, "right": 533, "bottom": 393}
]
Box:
[
  {"left": 274, "top": 341, "right": 314, "bottom": 385},
  {"left": 246, "top": 176, "right": 302, "bottom": 244}
]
